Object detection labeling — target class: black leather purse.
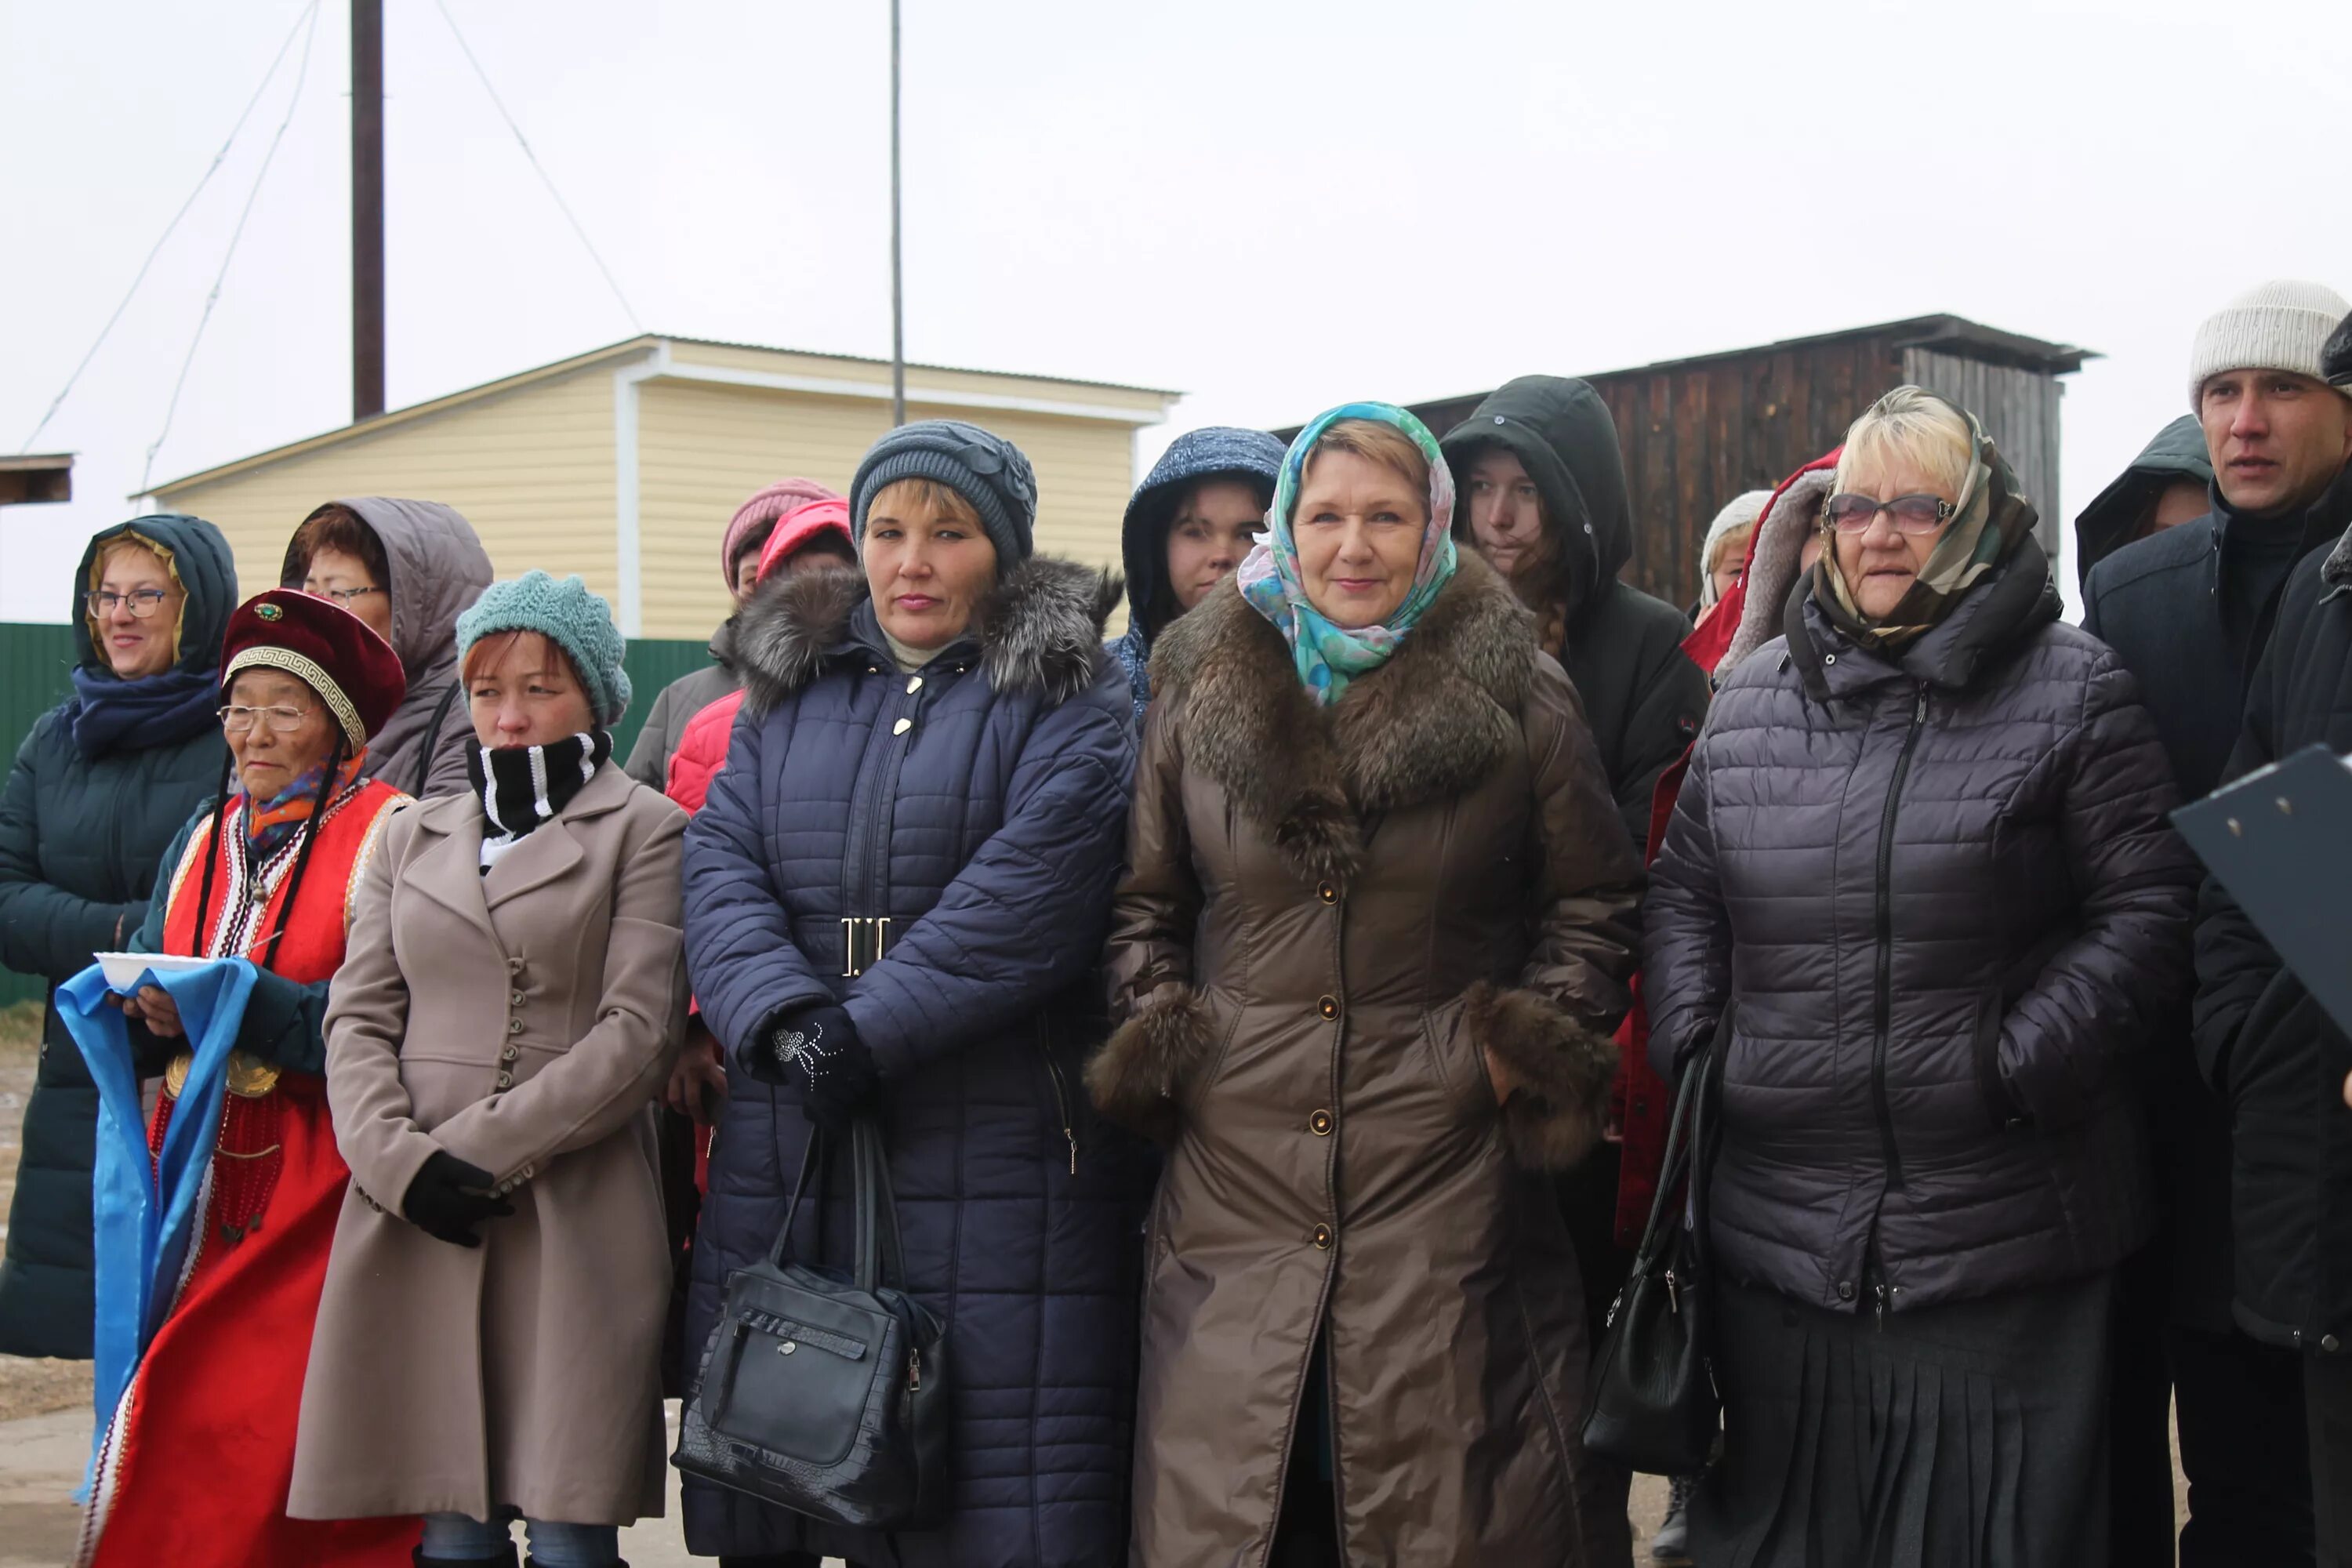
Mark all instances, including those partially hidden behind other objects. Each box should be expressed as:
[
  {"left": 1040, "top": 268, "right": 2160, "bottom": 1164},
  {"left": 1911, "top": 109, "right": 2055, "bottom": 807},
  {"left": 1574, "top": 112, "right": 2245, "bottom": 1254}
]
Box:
[
  {"left": 673, "top": 1115, "right": 951, "bottom": 1529},
  {"left": 1581, "top": 1014, "right": 1726, "bottom": 1474}
]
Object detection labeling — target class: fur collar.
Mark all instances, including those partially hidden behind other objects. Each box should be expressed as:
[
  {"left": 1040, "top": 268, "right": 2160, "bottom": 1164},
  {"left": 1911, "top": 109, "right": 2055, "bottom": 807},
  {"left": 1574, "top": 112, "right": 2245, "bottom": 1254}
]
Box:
[
  {"left": 1149, "top": 552, "right": 1536, "bottom": 884},
  {"left": 734, "top": 556, "right": 1123, "bottom": 717}
]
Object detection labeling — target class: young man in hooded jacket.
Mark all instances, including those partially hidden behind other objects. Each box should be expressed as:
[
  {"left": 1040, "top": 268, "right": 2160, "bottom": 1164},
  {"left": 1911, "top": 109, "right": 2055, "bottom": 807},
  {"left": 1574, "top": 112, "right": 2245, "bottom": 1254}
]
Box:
[
  {"left": 1441, "top": 375, "right": 1708, "bottom": 1557},
  {"left": 2082, "top": 279, "right": 2352, "bottom": 1564}
]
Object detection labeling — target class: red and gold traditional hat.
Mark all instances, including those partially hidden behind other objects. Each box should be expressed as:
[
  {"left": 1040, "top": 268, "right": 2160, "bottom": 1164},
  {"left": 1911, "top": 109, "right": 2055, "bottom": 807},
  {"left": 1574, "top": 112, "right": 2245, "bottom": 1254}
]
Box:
[{"left": 218, "top": 589, "right": 407, "bottom": 747}]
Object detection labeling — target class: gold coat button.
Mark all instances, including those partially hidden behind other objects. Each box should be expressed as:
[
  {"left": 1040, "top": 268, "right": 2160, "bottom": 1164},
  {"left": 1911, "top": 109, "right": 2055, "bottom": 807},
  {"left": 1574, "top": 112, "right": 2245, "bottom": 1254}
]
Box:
[
  {"left": 506, "top": 956, "right": 524, "bottom": 975},
  {"left": 501, "top": 1044, "right": 519, "bottom": 1062},
  {"left": 495, "top": 1073, "right": 513, "bottom": 1090},
  {"left": 1312, "top": 1224, "right": 1334, "bottom": 1250},
  {"left": 892, "top": 717, "right": 913, "bottom": 736},
  {"left": 509, "top": 989, "right": 524, "bottom": 1007},
  {"left": 1308, "top": 1109, "right": 1334, "bottom": 1136},
  {"left": 507, "top": 1018, "right": 523, "bottom": 1035},
  {"left": 1316, "top": 996, "right": 1339, "bottom": 1021},
  {"left": 1316, "top": 882, "right": 1339, "bottom": 905}
]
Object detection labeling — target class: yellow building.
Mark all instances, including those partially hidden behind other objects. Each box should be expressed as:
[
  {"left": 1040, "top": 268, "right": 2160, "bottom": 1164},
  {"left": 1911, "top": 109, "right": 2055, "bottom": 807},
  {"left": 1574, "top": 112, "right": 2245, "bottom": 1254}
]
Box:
[{"left": 147, "top": 335, "right": 1178, "bottom": 638}]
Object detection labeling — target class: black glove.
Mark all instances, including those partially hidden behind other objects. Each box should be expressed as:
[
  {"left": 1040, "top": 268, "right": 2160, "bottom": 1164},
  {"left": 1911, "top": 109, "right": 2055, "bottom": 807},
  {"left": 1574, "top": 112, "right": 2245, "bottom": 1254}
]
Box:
[
  {"left": 401, "top": 1151, "right": 515, "bottom": 1248},
  {"left": 771, "top": 1004, "right": 880, "bottom": 1134}
]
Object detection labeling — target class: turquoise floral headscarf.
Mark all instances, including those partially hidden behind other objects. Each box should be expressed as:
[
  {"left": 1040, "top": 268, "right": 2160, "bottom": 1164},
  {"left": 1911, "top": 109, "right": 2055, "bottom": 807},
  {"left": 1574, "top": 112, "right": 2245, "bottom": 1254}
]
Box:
[{"left": 1237, "top": 401, "right": 1458, "bottom": 706}]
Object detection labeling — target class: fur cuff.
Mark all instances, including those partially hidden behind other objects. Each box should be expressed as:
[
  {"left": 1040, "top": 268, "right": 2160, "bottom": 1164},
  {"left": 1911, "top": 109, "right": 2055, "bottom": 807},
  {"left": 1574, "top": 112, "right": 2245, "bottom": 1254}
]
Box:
[
  {"left": 1462, "top": 980, "right": 1619, "bottom": 1171},
  {"left": 1086, "top": 988, "right": 1217, "bottom": 1143}
]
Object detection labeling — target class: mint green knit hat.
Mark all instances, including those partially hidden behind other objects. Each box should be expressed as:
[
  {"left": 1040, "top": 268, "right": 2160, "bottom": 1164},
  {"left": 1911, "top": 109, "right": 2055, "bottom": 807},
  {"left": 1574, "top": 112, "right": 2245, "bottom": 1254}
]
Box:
[{"left": 455, "top": 570, "right": 632, "bottom": 724}]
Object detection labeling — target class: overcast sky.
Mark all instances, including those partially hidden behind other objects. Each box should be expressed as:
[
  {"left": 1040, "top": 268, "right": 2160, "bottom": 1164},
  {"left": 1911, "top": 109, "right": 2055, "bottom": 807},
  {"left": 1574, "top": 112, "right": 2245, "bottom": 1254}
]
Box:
[{"left": 6, "top": 0, "right": 2350, "bottom": 624}]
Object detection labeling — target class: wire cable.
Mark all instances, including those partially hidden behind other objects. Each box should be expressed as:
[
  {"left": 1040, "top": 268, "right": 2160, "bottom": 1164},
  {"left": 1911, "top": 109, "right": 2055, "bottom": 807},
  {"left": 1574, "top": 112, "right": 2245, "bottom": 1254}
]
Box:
[
  {"left": 430, "top": 0, "right": 644, "bottom": 332},
  {"left": 140, "top": 0, "right": 323, "bottom": 494},
  {"left": 18, "top": 0, "right": 321, "bottom": 456}
]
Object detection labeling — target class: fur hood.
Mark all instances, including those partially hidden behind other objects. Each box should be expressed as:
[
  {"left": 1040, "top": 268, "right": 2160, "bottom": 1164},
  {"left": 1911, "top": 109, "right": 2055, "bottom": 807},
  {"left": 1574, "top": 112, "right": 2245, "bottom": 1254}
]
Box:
[
  {"left": 734, "top": 554, "right": 1123, "bottom": 717},
  {"left": 1149, "top": 550, "right": 1537, "bottom": 887}
]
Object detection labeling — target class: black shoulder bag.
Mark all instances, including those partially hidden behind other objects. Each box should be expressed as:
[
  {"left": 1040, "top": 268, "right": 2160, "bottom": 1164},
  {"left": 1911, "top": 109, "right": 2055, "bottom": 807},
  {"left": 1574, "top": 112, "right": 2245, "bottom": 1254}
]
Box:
[
  {"left": 673, "top": 1115, "right": 951, "bottom": 1528},
  {"left": 1580, "top": 1011, "right": 1727, "bottom": 1474}
]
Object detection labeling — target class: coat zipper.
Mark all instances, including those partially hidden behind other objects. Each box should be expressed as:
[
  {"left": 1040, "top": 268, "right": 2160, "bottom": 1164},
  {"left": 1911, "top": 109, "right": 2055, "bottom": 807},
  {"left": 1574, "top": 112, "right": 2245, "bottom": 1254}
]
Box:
[
  {"left": 1870, "top": 688, "right": 1929, "bottom": 1193},
  {"left": 1037, "top": 1022, "right": 1077, "bottom": 1174}
]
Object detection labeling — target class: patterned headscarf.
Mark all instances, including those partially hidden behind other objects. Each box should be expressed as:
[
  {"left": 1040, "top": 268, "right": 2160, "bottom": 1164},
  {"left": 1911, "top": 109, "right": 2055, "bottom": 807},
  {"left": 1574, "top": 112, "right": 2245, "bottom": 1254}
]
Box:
[
  {"left": 1238, "top": 401, "right": 1458, "bottom": 705},
  {"left": 1812, "top": 391, "right": 2038, "bottom": 651},
  {"left": 240, "top": 749, "right": 368, "bottom": 861}
]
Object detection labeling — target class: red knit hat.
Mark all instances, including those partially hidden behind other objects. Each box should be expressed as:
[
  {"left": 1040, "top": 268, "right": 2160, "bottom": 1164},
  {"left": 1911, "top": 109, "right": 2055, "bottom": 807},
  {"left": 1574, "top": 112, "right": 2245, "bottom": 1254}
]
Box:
[
  {"left": 754, "top": 498, "right": 856, "bottom": 584},
  {"left": 722, "top": 477, "right": 843, "bottom": 586},
  {"left": 219, "top": 589, "right": 408, "bottom": 748}
]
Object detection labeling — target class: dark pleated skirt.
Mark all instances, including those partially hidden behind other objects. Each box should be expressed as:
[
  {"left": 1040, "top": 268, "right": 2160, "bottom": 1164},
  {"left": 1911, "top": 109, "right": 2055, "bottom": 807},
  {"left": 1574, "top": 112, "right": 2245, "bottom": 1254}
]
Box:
[{"left": 1693, "top": 1271, "right": 2114, "bottom": 1568}]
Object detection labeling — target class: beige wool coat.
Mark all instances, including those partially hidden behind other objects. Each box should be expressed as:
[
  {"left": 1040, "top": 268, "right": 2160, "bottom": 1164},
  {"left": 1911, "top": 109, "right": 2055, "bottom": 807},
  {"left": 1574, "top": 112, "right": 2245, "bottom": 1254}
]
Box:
[{"left": 289, "top": 763, "right": 688, "bottom": 1527}]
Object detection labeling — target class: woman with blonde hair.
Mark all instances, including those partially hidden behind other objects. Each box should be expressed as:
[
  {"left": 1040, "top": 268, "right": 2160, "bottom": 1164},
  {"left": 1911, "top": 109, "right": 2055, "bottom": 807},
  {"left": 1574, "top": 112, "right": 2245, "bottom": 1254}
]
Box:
[
  {"left": 1644, "top": 387, "right": 2199, "bottom": 1563},
  {"left": 0, "top": 516, "right": 235, "bottom": 1356},
  {"left": 1093, "top": 401, "right": 1644, "bottom": 1566}
]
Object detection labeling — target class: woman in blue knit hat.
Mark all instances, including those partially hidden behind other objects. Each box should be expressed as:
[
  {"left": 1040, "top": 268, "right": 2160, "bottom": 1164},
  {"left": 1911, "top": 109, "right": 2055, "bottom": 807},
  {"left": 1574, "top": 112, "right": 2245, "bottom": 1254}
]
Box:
[
  {"left": 680, "top": 420, "right": 1150, "bottom": 1568},
  {"left": 291, "top": 571, "right": 691, "bottom": 1568}
]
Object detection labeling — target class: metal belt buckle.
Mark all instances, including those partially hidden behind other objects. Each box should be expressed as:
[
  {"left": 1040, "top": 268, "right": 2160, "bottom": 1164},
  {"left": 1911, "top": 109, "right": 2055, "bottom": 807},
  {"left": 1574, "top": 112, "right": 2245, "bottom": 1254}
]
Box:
[{"left": 840, "top": 916, "right": 894, "bottom": 978}]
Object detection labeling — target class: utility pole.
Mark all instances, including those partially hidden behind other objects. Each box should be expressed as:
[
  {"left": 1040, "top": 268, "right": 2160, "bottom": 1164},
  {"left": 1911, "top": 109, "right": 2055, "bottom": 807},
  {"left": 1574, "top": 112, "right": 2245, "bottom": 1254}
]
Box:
[
  {"left": 888, "top": 0, "right": 905, "bottom": 428},
  {"left": 352, "top": 0, "right": 386, "bottom": 421}
]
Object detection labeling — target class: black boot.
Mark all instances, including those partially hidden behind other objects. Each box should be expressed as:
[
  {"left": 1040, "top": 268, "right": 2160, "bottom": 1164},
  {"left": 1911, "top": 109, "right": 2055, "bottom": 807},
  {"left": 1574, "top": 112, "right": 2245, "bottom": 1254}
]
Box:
[
  {"left": 415, "top": 1544, "right": 518, "bottom": 1568},
  {"left": 523, "top": 1561, "right": 624, "bottom": 1568}
]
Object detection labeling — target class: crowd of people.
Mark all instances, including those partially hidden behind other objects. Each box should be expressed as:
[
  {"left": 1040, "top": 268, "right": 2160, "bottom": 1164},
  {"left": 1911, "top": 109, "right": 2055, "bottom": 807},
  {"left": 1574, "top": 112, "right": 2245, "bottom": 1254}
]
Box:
[{"left": 0, "top": 277, "right": 2347, "bottom": 1568}]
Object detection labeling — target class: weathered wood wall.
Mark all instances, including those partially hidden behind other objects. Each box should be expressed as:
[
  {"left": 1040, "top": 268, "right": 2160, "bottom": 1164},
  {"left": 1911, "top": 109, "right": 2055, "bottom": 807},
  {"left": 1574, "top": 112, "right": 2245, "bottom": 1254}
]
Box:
[{"left": 1374, "top": 317, "right": 2085, "bottom": 609}]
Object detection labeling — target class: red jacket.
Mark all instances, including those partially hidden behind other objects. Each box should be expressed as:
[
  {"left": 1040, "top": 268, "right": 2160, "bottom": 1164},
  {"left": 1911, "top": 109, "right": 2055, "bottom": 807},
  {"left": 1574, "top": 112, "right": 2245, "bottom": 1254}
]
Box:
[{"left": 1610, "top": 448, "right": 1839, "bottom": 1244}]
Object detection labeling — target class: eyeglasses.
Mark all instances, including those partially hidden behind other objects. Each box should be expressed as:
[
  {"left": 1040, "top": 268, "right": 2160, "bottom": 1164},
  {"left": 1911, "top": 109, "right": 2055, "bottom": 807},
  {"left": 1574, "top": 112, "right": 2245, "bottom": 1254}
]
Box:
[
  {"left": 1824, "top": 493, "right": 1956, "bottom": 535},
  {"left": 217, "top": 704, "right": 316, "bottom": 735},
  {"left": 305, "top": 584, "right": 384, "bottom": 607},
  {"left": 85, "top": 588, "right": 174, "bottom": 619}
]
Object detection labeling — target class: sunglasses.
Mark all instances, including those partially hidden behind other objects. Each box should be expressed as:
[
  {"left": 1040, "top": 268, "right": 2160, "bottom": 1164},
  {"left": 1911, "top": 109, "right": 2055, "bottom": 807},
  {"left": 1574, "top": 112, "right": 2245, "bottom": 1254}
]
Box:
[{"left": 1824, "top": 493, "right": 1956, "bottom": 535}]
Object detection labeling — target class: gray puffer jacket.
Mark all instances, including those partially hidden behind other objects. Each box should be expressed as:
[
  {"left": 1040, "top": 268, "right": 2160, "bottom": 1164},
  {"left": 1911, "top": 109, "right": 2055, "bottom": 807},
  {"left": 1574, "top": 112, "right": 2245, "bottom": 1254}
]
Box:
[{"left": 1644, "top": 538, "right": 2198, "bottom": 1315}]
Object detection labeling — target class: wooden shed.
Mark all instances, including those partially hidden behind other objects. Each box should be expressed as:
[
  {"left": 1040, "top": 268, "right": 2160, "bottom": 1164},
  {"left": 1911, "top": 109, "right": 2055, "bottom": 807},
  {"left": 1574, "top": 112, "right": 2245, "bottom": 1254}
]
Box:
[{"left": 1290, "top": 315, "right": 2092, "bottom": 610}]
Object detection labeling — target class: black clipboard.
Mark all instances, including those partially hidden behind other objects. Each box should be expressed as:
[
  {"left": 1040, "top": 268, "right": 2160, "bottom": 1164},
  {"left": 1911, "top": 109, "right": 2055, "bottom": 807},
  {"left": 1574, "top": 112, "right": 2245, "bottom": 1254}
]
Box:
[{"left": 2172, "top": 743, "right": 2352, "bottom": 1037}]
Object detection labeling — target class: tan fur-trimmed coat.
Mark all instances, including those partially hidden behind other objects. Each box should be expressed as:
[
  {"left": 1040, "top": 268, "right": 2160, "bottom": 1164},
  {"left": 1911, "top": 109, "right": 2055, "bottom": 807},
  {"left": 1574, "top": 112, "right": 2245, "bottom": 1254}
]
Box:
[{"left": 1091, "top": 551, "right": 1645, "bottom": 1567}]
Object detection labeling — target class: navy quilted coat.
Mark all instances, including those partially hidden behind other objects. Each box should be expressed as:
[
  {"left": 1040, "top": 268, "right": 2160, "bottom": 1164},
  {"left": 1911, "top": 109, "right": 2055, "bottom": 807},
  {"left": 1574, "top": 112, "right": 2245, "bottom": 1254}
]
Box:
[
  {"left": 1643, "top": 539, "right": 2200, "bottom": 1316},
  {"left": 681, "top": 558, "right": 1149, "bottom": 1567}
]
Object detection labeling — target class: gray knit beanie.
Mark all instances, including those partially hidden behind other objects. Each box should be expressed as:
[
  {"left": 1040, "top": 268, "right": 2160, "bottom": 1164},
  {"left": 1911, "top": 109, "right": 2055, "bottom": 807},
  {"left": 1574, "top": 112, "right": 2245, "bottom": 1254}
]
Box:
[
  {"left": 2187, "top": 280, "right": 2352, "bottom": 409},
  {"left": 455, "top": 570, "right": 632, "bottom": 724},
  {"left": 850, "top": 420, "right": 1038, "bottom": 565}
]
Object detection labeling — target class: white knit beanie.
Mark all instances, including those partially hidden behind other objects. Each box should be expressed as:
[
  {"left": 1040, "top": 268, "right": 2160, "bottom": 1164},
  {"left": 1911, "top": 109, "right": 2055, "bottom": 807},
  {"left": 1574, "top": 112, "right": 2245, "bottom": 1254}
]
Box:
[
  {"left": 2187, "top": 279, "right": 2352, "bottom": 409},
  {"left": 1699, "top": 489, "right": 1773, "bottom": 607}
]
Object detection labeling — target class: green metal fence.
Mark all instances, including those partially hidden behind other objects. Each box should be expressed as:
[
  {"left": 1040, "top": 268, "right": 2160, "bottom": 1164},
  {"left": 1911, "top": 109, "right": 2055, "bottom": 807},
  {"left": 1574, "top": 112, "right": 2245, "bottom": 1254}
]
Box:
[{"left": 0, "top": 622, "right": 713, "bottom": 1010}]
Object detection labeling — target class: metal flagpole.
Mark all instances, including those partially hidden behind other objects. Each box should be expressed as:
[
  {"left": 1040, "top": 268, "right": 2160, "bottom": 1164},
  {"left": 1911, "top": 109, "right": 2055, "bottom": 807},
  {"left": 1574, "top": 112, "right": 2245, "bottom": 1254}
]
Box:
[{"left": 889, "top": 0, "right": 906, "bottom": 428}]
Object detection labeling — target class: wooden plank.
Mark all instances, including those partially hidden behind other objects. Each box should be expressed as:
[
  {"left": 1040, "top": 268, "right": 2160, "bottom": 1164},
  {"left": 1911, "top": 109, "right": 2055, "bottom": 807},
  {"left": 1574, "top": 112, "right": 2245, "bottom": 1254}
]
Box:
[
  {"left": 1674, "top": 370, "right": 1711, "bottom": 607},
  {"left": 1640, "top": 374, "right": 1677, "bottom": 602}
]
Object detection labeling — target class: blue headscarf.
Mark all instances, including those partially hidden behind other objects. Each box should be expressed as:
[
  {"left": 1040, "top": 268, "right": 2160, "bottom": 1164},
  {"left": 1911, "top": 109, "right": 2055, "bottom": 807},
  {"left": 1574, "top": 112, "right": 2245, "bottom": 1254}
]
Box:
[{"left": 1236, "top": 401, "right": 1458, "bottom": 706}]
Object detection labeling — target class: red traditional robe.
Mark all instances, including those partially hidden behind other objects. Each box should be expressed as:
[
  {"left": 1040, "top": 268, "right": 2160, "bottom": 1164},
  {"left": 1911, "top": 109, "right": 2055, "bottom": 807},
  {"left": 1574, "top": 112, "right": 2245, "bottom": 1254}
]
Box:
[{"left": 81, "top": 779, "right": 419, "bottom": 1568}]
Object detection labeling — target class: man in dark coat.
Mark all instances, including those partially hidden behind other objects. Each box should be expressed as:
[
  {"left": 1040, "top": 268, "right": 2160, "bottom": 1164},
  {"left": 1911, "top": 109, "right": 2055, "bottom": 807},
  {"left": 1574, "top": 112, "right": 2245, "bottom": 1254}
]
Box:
[
  {"left": 2192, "top": 306, "right": 2352, "bottom": 1566},
  {"left": 0, "top": 516, "right": 235, "bottom": 1356},
  {"left": 2082, "top": 278, "right": 2352, "bottom": 1564}
]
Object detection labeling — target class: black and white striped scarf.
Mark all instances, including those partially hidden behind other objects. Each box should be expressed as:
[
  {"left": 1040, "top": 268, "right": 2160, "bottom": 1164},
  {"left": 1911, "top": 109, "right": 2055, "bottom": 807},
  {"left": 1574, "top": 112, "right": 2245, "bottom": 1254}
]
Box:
[{"left": 466, "top": 729, "right": 612, "bottom": 869}]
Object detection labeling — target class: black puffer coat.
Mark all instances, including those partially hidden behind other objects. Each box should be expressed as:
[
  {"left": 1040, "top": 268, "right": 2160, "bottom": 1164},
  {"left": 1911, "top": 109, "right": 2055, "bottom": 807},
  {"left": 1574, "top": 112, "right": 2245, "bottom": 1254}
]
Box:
[
  {"left": 1645, "top": 539, "right": 2199, "bottom": 1314},
  {"left": 2192, "top": 521, "right": 2352, "bottom": 1353},
  {"left": 0, "top": 516, "right": 234, "bottom": 1356}
]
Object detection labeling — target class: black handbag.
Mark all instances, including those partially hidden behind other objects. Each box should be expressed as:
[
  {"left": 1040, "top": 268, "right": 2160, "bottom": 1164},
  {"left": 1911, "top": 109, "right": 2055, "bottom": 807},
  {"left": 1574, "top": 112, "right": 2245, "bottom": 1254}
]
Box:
[
  {"left": 1580, "top": 1014, "right": 1727, "bottom": 1474},
  {"left": 673, "top": 1115, "right": 951, "bottom": 1529}
]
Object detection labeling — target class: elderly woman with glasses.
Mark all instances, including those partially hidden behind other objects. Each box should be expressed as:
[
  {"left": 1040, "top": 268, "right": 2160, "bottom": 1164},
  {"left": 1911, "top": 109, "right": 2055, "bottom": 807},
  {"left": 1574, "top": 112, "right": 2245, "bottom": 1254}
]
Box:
[
  {"left": 0, "top": 517, "right": 238, "bottom": 1358},
  {"left": 71, "top": 589, "right": 421, "bottom": 1568},
  {"left": 1642, "top": 387, "right": 2200, "bottom": 1564}
]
